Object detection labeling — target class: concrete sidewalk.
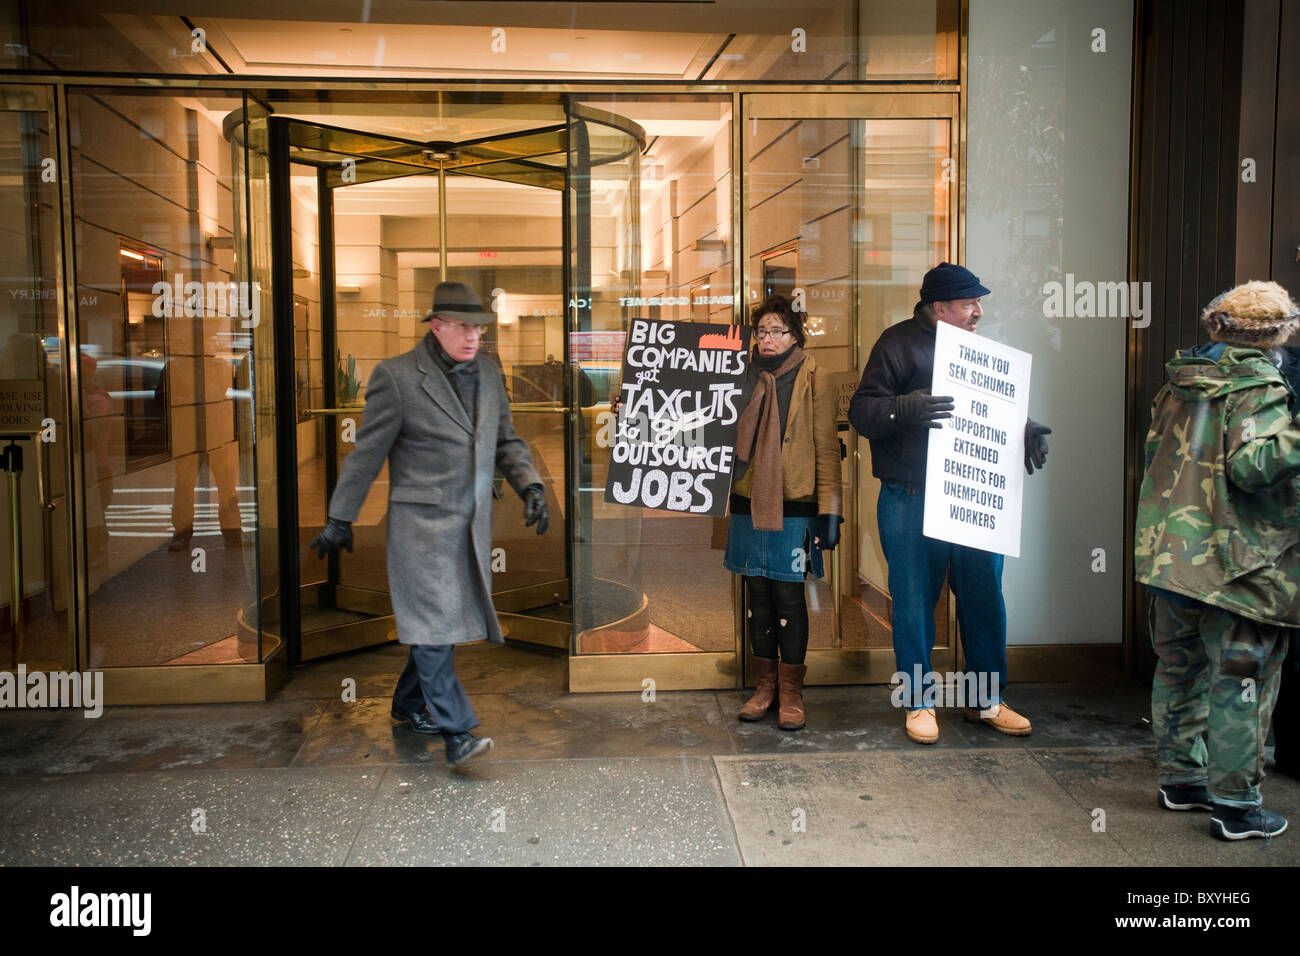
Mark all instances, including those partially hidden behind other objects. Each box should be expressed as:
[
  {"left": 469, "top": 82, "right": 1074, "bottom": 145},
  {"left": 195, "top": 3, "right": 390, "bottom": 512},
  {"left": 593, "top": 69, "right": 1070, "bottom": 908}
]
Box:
[{"left": 0, "top": 643, "right": 1296, "bottom": 866}]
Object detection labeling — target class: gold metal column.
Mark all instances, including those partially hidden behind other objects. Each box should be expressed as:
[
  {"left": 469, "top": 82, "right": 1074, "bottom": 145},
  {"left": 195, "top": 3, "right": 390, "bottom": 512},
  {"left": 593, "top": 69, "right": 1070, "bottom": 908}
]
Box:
[
  {"left": 4, "top": 442, "right": 22, "bottom": 667},
  {"left": 429, "top": 151, "right": 453, "bottom": 282}
]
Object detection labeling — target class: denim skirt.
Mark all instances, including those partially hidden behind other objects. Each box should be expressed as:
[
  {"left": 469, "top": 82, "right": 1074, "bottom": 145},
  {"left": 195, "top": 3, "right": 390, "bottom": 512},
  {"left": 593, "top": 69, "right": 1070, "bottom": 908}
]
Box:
[{"left": 724, "top": 512, "right": 824, "bottom": 582}]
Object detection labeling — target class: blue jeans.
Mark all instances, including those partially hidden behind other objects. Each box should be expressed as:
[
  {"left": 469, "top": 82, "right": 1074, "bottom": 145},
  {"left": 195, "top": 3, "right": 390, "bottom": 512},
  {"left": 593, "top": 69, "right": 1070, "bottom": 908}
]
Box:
[{"left": 877, "top": 483, "right": 1007, "bottom": 710}]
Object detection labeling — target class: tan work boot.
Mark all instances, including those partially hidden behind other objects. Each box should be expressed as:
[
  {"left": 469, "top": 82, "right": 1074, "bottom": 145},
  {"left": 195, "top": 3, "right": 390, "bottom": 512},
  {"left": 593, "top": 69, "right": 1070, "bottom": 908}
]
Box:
[
  {"left": 738, "top": 656, "right": 779, "bottom": 721},
  {"left": 905, "top": 707, "right": 939, "bottom": 744},
  {"left": 965, "top": 700, "right": 1032, "bottom": 736},
  {"left": 777, "top": 662, "right": 807, "bottom": 730}
]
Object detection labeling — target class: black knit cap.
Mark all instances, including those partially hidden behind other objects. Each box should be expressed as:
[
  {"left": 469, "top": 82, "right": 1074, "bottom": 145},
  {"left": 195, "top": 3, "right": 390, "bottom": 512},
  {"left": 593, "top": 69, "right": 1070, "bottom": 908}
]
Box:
[{"left": 918, "top": 262, "right": 991, "bottom": 304}]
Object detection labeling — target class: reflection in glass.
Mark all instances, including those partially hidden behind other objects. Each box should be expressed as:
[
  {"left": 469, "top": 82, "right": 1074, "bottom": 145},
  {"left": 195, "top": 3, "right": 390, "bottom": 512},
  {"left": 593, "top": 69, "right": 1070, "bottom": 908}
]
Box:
[
  {"left": 17, "top": 0, "right": 958, "bottom": 83},
  {"left": 70, "top": 89, "right": 261, "bottom": 668},
  {"left": 0, "top": 94, "right": 72, "bottom": 672}
]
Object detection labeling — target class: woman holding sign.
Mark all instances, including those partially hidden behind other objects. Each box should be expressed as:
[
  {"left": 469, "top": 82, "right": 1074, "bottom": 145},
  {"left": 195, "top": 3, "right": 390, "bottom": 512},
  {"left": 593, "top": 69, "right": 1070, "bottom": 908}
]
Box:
[{"left": 727, "top": 294, "right": 842, "bottom": 730}]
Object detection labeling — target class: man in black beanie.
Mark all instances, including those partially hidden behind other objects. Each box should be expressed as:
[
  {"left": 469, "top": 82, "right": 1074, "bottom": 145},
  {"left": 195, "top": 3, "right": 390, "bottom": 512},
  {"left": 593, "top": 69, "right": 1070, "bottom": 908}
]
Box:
[{"left": 849, "top": 263, "right": 1051, "bottom": 744}]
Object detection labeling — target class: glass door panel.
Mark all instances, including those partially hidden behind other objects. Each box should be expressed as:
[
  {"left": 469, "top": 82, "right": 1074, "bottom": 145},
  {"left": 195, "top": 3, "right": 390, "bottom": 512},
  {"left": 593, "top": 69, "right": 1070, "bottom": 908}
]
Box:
[
  {"left": 0, "top": 85, "right": 73, "bottom": 673},
  {"left": 743, "top": 93, "right": 957, "bottom": 684},
  {"left": 566, "top": 95, "right": 741, "bottom": 691},
  {"left": 64, "top": 88, "right": 264, "bottom": 673}
]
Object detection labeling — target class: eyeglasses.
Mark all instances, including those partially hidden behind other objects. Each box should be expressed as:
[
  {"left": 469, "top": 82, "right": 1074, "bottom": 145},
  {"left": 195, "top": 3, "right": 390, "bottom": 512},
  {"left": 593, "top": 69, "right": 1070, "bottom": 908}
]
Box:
[
  {"left": 755, "top": 327, "right": 791, "bottom": 340},
  {"left": 438, "top": 319, "right": 485, "bottom": 337}
]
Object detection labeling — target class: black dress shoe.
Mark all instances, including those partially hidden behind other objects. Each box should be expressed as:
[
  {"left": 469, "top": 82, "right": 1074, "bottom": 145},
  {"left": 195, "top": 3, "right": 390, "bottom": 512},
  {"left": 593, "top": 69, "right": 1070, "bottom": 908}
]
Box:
[
  {"left": 444, "top": 731, "right": 493, "bottom": 767},
  {"left": 391, "top": 708, "right": 440, "bottom": 735}
]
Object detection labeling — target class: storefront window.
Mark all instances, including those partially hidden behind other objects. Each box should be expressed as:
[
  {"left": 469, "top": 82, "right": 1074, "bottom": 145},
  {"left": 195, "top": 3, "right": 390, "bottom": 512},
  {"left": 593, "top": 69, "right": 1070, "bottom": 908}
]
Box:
[{"left": 0, "top": 0, "right": 1144, "bottom": 698}]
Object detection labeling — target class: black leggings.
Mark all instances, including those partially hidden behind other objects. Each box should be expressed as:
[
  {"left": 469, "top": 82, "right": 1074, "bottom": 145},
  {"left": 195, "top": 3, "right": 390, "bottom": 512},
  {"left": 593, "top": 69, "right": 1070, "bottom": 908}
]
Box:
[{"left": 747, "top": 575, "right": 809, "bottom": 665}]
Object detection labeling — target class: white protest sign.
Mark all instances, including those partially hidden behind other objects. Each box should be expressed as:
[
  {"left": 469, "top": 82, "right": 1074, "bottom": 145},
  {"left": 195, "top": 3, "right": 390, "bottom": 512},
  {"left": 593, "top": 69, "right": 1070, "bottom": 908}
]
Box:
[{"left": 922, "top": 321, "right": 1031, "bottom": 557}]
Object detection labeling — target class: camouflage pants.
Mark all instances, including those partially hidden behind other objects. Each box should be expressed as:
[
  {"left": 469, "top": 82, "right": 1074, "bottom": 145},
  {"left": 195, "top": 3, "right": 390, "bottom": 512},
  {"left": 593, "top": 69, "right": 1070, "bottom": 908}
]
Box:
[{"left": 1149, "top": 592, "right": 1290, "bottom": 807}]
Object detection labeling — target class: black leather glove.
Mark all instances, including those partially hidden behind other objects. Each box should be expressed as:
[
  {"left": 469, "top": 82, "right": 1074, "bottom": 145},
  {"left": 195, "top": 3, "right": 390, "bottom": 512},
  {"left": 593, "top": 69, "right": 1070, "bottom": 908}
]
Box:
[
  {"left": 523, "top": 484, "right": 549, "bottom": 535},
  {"left": 309, "top": 517, "right": 353, "bottom": 558},
  {"left": 814, "top": 514, "right": 843, "bottom": 551},
  {"left": 895, "top": 388, "right": 955, "bottom": 429},
  {"left": 1025, "top": 419, "right": 1052, "bottom": 475}
]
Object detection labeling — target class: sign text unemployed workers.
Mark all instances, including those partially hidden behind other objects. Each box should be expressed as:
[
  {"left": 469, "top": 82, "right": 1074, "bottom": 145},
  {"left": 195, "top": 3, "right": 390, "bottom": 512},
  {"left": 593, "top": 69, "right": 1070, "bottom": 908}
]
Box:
[
  {"left": 922, "top": 321, "right": 1031, "bottom": 557},
  {"left": 605, "top": 319, "right": 752, "bottom": 516}
]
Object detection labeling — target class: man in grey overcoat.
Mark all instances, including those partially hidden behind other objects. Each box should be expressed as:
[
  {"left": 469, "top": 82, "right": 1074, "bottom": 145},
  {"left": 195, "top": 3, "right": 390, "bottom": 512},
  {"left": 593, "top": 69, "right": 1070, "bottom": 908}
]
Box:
[{"left": 310, "top": 281, "right": 548, "bottom": 767}]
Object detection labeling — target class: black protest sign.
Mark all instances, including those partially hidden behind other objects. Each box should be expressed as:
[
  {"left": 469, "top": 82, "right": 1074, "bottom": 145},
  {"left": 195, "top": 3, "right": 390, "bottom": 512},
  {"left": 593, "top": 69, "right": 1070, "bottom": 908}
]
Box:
[{"left": 605, "top": 319, "right": 753, "bottom": 516}]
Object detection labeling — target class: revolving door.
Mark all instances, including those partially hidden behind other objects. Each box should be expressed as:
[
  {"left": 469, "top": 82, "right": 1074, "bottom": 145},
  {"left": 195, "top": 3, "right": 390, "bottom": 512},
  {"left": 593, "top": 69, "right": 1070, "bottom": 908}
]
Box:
[{"left": 256, "top": 102, "right": 648, "bottom": 667}]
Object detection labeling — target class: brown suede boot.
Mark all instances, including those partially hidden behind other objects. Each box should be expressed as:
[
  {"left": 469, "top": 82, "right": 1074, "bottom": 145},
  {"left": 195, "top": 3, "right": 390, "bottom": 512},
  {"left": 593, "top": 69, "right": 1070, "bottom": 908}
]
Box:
[
  {"left": 738, "top": 656, "right": 779, "bottom": 721},
  {"left": 777, "top": 662, "right": 807, "bottom": 730}
]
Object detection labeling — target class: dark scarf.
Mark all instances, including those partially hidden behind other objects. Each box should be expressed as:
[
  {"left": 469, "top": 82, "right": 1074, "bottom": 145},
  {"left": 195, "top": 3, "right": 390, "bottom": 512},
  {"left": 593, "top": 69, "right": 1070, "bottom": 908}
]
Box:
[
  {"left": 426, "top": 332, "right": 479, "bottom": 425},
  {"left": 734, "top": 344, "right": 805, "bottom": 530}
]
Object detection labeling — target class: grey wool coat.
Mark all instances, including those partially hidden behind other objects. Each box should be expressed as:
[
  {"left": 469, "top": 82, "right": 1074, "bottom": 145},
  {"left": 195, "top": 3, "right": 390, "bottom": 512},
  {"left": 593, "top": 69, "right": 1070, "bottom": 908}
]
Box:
[{"left": 327, "top": 341, "right": 542, "bottom": 645}]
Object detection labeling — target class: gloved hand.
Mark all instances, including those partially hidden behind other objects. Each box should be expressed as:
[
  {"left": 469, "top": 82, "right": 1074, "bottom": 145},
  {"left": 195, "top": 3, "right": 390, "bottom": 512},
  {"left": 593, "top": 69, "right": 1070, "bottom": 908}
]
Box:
[
  {"left": 896, "top": 388, "right": 955, "bottom": 429},
  {"left": 814, "top": 514, "right": 843, "bottom": 551},
  {"left": 309, "top": 517, "right": 353, "bottom": 558},
  {"left": 1025, "top": 419, "right": 1052, "bottom": 474},
  {"left": 523, "top": 484, "right": 549, "bottom": 535}
]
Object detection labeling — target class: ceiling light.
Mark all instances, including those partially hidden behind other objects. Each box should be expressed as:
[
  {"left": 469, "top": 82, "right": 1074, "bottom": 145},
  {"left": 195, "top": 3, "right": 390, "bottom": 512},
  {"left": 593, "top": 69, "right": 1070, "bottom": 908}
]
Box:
[{"left": 119, "top": 249, "right": 145, "bottom": 261}]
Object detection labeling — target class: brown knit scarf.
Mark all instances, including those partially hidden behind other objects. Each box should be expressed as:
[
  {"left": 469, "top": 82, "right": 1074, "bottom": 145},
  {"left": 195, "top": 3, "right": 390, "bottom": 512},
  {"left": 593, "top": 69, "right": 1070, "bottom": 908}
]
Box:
[{"left": 734, "top": 345, "right": 805, "bottom": 531}]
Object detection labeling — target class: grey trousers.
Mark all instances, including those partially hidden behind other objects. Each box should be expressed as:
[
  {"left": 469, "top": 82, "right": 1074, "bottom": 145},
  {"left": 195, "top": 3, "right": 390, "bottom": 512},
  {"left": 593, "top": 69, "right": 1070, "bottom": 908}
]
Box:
[{"left": 392, "top": 645, "right": 479, "bottom": 735}]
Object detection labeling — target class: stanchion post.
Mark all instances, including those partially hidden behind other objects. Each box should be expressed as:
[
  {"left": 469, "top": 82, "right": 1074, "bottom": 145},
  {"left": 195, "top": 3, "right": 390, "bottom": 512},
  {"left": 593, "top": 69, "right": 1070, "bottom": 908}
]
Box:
[{"left": 2, "top": 439, "right": 24, "bottom": 668}]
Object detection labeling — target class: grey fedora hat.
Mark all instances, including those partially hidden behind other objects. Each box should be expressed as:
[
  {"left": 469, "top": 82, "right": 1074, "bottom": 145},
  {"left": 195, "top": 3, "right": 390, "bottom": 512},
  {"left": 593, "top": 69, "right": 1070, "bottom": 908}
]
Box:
[{"left": 422, "top": 280, "right": 495, "bottom": 324}]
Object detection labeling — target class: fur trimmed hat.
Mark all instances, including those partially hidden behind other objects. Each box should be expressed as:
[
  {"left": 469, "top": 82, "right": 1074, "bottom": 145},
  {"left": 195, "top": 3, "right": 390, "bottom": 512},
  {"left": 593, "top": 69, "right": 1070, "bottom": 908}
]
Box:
[{"left": 1201, "top": 280, "right": 1299, "bottom": 348}]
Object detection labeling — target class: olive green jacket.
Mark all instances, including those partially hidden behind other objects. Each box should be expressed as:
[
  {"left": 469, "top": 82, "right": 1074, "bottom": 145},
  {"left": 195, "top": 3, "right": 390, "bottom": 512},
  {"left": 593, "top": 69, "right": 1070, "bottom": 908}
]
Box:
[
  {"left": 732, "top": 354, "right": 842, "bottom": 517},
  {"left": 1134, "top": 346, "right": 1300, "bottom": 627}
]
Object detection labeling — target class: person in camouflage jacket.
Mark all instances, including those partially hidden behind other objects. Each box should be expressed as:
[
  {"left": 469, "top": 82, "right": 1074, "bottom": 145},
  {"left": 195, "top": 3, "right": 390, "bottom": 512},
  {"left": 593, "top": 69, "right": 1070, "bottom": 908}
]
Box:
[{"left": 1135, "top": 280, "right": 1300, "bottom": 840}]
